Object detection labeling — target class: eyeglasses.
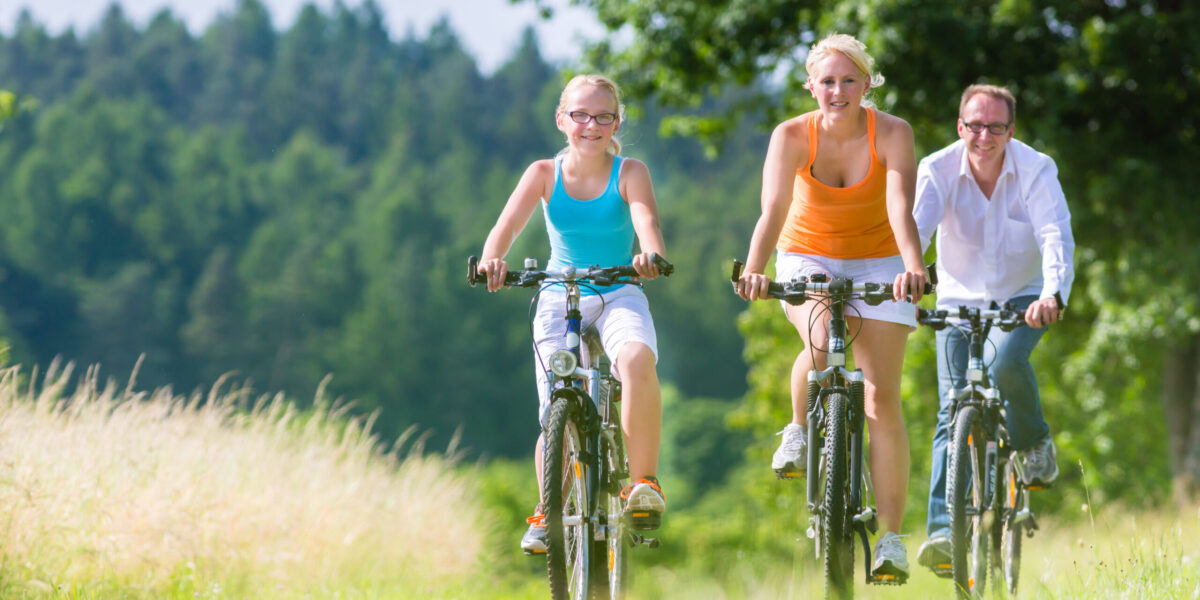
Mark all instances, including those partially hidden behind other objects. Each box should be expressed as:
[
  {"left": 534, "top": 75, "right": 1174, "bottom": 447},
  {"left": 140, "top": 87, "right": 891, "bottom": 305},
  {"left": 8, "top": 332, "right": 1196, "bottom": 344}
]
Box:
[
  {"left": 566, "top": 111, "right": 618, "bottom": 126},
  {"left": 960, "top": 120, "right": 1011, "bottom": 135}
]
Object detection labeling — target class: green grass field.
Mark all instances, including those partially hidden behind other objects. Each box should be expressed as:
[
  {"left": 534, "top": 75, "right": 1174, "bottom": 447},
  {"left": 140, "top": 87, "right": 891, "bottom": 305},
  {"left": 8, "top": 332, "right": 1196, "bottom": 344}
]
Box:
[
  {"left": 0, "top": 361, "right": 1195, "bottom": 599},
  {"left": 0, "top": 362, "right": 486, "bottom": 599}
]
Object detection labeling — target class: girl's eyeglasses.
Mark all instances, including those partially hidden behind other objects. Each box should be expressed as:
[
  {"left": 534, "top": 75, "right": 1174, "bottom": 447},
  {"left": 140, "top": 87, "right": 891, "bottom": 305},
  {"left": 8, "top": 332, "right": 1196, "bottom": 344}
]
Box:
[{"left": 567, "top": 111, "right": 618, "bottom": 126}]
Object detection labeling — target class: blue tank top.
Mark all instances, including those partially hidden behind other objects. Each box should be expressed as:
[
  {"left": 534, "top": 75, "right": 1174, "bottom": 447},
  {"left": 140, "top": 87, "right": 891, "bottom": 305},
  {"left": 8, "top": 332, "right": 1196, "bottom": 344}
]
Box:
[{"left": 544, "top": 155, "right": 635, "bottom": 294}]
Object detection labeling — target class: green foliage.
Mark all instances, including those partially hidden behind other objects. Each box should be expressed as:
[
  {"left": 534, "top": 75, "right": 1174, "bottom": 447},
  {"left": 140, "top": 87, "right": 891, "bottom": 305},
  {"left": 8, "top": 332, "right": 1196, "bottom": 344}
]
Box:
[{"left": 0, "top": 5, "right": 768, "bottom": 457}]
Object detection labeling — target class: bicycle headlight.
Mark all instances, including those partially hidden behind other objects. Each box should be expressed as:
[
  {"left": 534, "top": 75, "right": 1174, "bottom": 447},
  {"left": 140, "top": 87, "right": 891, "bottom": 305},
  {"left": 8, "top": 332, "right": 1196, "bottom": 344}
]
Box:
[{"left": 549, "top": 350, "right": 578, "bottom": 377}]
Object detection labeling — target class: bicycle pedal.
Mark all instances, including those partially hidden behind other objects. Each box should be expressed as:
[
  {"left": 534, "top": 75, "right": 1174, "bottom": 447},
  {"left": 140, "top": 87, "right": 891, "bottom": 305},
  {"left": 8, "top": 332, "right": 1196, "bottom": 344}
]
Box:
[
  {"left": 775, "top": 467, "right": 803, "bottom": 480},
  {"left": 630, "top": 533, "right": 660, "bottom": 548},
  {"left": 1026, "top": 481, "right": 1052, "bottom": 491},
  {"left": 931, "top": 564, "right": 953, "bottom": 578},
  {"left": 523, "top": 548, "right": 547, "bottom": 557},
  {"left": 627, "top": 510, "right": 662, "bottom": 531},
  {"left": 869, "top": 572, "right": 908, "bottom": 585}
]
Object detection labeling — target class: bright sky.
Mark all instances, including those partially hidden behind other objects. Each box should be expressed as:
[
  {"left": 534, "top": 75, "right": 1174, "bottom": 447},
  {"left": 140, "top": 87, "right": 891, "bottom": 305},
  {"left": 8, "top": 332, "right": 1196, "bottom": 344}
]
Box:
[{"left": 0, "top": 0, "right": 608, "bottom": 73}]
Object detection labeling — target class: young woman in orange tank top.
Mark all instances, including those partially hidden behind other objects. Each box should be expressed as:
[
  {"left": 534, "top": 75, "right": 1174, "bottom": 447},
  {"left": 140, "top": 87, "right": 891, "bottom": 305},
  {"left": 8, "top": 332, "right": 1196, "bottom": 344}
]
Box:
[{"left": 734, "top": 33, "right": 928, "bottom": 577}]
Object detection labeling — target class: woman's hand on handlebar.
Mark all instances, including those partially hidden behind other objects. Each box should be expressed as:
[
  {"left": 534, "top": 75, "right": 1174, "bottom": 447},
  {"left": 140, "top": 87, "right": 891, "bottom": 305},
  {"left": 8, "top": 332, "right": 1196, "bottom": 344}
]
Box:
[
  {"left": 478, "top": 257, "right": 509, "bottom": 292},
  {"left": 893, "top": 268, "right": 928, "bottom": 303},
  {"left": 736, "top": 271, "right": 773, "bottom": 301}
]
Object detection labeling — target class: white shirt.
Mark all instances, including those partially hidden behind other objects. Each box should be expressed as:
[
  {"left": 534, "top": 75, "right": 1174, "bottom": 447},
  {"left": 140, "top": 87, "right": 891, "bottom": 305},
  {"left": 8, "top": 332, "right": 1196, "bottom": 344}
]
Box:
[{"left": 914, "top": 138, "right": 1074, "bottom": 310}]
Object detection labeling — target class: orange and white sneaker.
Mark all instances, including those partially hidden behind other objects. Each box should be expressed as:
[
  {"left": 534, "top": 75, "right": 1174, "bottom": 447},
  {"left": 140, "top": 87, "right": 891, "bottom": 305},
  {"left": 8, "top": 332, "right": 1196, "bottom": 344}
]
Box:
[
  {"left": 621, "top": 476, "right": 666, "bottom": 530},
  {"left": 520, "top": 503, "right": 548, "bottom": 555}
]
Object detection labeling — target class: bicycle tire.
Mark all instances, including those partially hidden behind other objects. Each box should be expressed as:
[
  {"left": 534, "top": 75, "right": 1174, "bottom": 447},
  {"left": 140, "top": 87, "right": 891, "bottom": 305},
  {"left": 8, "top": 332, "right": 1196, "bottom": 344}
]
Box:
[
  {"left": 544, "top": 398, "right": 591, "bottom": 600},
  {"left": 948, "top": 405, "right": 988, "bottom": 598},
  {"left": 999, "top": 456, "right": 1024, "bottom": 595},
  {"left": 589, "top": 432, "right": 628, "bottom": 600},
  {"left": 822, "top": 391, "right": 854, "bottom": 599}
]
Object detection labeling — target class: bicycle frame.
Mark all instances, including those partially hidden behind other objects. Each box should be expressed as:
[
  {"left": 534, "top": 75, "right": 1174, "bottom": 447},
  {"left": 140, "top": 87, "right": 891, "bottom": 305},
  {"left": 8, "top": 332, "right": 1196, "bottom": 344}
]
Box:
[
  {"left": 730, "top": 260, "right": 925, "bottom": 592},
  {"left": 801, "top": 279, "right": 877, "bottom": 582},
  {"left": 920, "top": 303, "right": 1049, "bottom": 596},
  {"left": 469, "top": 255, "right": 670, "bottom": 600}
]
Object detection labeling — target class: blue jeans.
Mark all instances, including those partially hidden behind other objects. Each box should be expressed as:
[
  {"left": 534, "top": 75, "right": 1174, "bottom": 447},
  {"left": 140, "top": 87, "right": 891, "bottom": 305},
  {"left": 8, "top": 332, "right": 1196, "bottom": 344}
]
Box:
[{"left": 925, "top": 295, "right": 1051, "bottom": 537}]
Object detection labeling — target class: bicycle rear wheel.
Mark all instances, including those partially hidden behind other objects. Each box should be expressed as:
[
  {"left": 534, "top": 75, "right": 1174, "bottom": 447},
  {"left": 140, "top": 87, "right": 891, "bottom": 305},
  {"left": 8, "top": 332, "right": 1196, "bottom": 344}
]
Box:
[
  {"left": 544, "top": 398, "right": 591, "bottom": 600},
  {"left": 948, "top": 405, "right": 988, "bottom": 599},
  {"left": 821, "top": 391, "right": 854, "bottom": 599},
  {"left": 998, "top": 456, "right": 1024, "bottom": 595}
]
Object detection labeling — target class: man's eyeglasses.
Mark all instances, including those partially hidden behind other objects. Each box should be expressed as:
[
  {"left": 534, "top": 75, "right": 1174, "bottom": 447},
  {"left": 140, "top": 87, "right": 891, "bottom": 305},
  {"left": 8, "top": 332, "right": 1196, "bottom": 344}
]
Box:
[
  {"left": 960, "top": 120, "right": 1011, "bottom": 135},
  {"left": 566, "top": 111, "right": 618, "bottom": 126}
]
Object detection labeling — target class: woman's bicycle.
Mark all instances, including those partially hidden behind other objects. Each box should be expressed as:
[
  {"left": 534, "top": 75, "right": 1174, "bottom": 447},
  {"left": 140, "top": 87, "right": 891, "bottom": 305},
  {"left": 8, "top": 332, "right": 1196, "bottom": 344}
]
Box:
[
  {"left": 917, "top": 298, "right": 1059, "bottom": 599},
  {"left": 731, "top": 260, "right": 930, "bottom": 598},
  {"left": 469, "top": 254, "right": 672, "bottom": 600}
]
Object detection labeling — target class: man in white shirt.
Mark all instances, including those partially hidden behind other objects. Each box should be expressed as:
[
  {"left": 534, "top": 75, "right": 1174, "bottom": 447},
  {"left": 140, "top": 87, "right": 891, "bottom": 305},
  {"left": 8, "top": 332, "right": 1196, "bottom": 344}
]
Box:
[{"left": 911, "top": 84, "right": 1074, "bottom": 574}]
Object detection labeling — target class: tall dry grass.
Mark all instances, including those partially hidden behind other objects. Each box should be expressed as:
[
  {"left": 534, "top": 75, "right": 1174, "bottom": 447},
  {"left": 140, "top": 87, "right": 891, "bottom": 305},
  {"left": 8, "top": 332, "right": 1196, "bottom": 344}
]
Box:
[{"left": 0, "top": 359, "right": 485, "bottom": 598}]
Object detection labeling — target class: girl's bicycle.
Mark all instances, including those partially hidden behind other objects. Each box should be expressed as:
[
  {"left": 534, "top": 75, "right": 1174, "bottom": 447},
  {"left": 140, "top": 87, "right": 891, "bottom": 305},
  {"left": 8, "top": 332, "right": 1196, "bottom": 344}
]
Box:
[
  {"left": 469, "top": 254, "right": 672, "bottom": 600},
  {"left": 731, "top": 260, "right": 930, "bottom": 598},
  {"left": 917, "top": 299, "right": 1059, "bottom": 598}
]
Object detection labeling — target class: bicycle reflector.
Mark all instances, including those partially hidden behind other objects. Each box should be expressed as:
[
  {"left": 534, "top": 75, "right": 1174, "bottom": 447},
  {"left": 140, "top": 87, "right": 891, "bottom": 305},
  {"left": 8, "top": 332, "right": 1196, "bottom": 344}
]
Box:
[{"left": 549, "top": 350, "right": 578, "bottom": 377}]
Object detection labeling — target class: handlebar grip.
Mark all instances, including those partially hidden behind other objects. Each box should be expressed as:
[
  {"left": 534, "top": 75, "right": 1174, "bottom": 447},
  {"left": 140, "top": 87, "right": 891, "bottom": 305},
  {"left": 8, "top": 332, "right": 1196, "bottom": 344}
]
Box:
[
  {"left": 1054, "top": 291, "right": 1065, "bottom": 313},
  {"left": 649, "top": 252, "right": 675, "bottom": 277},
  {"left": 467, "top": 256, "right": 482, "bottom": 286},
  {"left": 731, "top": 259, "right": 744, "bottom": 283}
]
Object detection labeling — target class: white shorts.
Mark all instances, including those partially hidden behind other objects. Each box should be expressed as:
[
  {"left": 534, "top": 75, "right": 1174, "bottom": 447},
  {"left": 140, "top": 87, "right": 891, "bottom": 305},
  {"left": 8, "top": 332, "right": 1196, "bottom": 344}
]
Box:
[
  {"left": 775, "top": 252, "right": 918, "bottom": 328},
  {"left": 532, "top": 285, "right": 658, "bottom": 419}
]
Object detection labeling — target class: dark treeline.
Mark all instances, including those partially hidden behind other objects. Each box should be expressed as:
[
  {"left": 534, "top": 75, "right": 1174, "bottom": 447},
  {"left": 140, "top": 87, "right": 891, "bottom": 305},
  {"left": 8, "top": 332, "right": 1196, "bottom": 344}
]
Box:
[{"left": 0, "top": 0, "right": 765, "bottom": 458}]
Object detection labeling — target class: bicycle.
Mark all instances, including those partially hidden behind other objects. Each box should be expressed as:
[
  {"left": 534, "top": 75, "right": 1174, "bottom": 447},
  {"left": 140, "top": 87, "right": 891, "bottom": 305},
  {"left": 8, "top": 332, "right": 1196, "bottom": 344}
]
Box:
[
  {"left": 731, "top": 260, "right": 930, "bottom": 598},
  {"left": 469, "top": 254, "right": 672, "bottom": 600},
  {"left": 917, "top": 295, "right": 1061, "bottom": 598}
]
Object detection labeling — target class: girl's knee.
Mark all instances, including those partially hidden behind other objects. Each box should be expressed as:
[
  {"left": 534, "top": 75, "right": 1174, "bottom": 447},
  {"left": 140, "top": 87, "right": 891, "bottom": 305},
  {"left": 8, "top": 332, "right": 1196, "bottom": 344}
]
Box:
[{"left": 617, "top": 342, "right": 657, "bottom": 374}]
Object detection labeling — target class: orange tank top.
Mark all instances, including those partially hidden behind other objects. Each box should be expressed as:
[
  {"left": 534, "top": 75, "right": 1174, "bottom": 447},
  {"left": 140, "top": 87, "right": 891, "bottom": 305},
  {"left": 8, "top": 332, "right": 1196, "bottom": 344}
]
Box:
[{"left": 777, "top": 108, "right": 899, "bottom": 259}]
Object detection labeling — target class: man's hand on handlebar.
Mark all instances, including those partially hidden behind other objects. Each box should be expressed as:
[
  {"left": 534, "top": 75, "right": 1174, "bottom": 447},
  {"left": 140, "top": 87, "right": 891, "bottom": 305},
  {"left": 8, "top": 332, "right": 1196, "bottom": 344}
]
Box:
[{"left": 1024, "top": 297, "right": 1061, "bottom": 329}]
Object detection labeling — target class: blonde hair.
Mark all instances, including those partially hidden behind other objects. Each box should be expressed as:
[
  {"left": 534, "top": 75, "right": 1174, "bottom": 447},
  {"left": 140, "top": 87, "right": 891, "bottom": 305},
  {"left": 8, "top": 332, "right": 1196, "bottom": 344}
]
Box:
[
  {"left": 557, "top": 74, "right": 625, "bottom": 156},
  {"left": 959, "top": 84, "right": 1016, "bottom": 123},
  {"left": 804, "top": 33, "right": 885, "bottom": 104}
]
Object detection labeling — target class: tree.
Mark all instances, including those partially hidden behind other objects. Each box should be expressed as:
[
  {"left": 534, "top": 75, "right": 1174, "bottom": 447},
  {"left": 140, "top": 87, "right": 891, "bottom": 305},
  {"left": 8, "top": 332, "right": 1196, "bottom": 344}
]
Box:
[{"left": 557, "top": 0, "right": 1200, "bottom": 501}]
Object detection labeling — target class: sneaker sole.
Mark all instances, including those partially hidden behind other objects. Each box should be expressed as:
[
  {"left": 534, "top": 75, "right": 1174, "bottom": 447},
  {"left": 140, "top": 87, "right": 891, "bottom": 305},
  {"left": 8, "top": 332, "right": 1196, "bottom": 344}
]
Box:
[
  {"left": 626, "top": 510, "right": 662, "bottom": 531},
  {"left": 773, "top": 461, "right": 804, "bottom": 479},
  {"left": 869, "top": 563, "right": 909, "bottom": 585}
]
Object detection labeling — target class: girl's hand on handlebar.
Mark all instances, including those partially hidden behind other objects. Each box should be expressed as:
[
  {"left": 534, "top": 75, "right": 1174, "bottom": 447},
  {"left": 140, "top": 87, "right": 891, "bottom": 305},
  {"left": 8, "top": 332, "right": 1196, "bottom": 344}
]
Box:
[
  {"left": 893, "top": 269, "right": 928, "bottom": 303},
  {"left": 478, "top": 258, "right": 509, "bottom": 292},
  {"left": 632, "top": 251, "right": 661, "bottom": 280},
  {"left": 736, "top": 272, "right": 773, "bottom": 301}
]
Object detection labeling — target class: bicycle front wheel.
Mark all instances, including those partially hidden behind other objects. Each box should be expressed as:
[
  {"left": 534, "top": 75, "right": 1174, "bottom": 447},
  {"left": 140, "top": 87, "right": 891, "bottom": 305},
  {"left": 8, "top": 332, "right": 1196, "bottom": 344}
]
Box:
[
  {"left": 821, "top": 391, "right": 854, "bottom": 599},
  {"left": 948, "top": 405, "right": 988, "bottom": 598},
  {"left": 998, "top": 455, "right": 1024, "bottom": 595},
  {"left": 544, "top": 398, "right": 591, "bottom": 600},
  {"left": 589, "top": 431, "right": 628, "bottom": 600}
]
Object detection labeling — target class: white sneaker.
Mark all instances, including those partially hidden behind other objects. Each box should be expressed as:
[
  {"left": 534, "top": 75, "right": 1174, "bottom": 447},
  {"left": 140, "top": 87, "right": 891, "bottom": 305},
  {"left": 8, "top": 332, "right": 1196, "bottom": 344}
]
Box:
[
  {"left": 872, "top": 531, "right": 910, "bottom": 580},
  {"left": 1021, "top": 435, "right": 1059, "bottom": 485},
  {"left": 771, "top": 423, "right": 807, "bottom": 474}
]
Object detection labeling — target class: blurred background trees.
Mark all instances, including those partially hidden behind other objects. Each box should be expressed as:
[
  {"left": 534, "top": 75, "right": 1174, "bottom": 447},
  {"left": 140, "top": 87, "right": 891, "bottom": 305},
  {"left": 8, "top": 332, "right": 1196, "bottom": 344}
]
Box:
[{"left": 0, "top": 0, "right": 1196, "bottom": 532}]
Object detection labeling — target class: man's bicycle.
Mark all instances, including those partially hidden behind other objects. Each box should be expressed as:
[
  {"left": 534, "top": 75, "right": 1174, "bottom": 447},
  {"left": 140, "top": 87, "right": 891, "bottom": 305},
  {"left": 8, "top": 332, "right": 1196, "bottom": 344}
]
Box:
[
  {"left": 917, "top": 298, "right": 1059, "bottom": 598},
  {"left": 731, "top": 260, "right": 929, "bottom": 598},
  {"left": 469, "top": 254, "right": 672, "bottom": 600}
]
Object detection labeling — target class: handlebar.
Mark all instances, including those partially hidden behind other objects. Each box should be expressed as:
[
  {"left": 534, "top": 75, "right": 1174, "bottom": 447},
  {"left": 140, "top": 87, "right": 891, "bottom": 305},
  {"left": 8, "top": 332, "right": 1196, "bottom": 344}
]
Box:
[
  {"left": 467, "top": 253, "right": 674, "bottom": 289},
  {"left": 918, "top": 306, "right": 1024, "bottom": 332},
  {"left": 918, "top": 292, "right": 1065, "bottom": 332},
  {"left": 729, "top": 259, "right": 934, "bottom": 306}
]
